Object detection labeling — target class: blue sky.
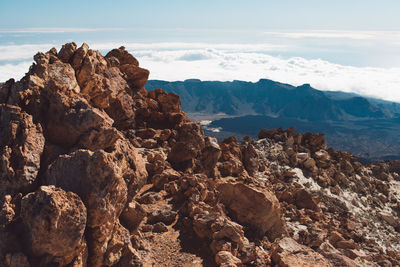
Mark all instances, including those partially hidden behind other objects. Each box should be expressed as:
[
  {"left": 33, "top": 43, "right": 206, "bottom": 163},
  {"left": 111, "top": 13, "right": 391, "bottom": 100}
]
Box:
[
  {"left": 2, "top": 0, "right": 400, "bottom": 30},
  {"left": 1, "top": 1, "right": 400, "bottom": 102}
]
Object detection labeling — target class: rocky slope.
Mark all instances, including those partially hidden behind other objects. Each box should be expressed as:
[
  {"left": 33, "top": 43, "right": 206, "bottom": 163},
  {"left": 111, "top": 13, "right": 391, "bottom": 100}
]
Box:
[{"left": 0, "top": 43, "right": 399, "bottom": 266}]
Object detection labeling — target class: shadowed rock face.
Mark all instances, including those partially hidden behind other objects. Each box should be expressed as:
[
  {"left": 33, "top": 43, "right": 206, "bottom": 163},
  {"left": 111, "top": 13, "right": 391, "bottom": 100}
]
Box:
[
  {"left": 0, "top": 104, "right": 45, "bottom": 195},
  {"left": 0, "top": 42, "right": 399, "bottom": 266}
]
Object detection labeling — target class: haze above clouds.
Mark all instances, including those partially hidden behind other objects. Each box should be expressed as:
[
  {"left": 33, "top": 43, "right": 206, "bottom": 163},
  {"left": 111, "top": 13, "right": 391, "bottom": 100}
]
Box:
[{"left": 1, "top": 0, "right": 400, "bottom": 102}]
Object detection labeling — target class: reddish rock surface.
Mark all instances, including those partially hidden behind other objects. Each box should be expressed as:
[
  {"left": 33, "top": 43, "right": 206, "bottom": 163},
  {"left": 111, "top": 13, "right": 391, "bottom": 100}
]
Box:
[
  {"left": 21, "top": 186, "right": 86, "bottom": 266},
  {"left": 0, "top": 42, "right": 399, "bottom": 266}
]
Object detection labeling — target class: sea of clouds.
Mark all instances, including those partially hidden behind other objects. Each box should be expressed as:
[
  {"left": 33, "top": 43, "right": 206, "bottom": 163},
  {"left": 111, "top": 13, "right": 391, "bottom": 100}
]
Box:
[{"left": 1, "top": 41, "right": 400, "bottom": 102}]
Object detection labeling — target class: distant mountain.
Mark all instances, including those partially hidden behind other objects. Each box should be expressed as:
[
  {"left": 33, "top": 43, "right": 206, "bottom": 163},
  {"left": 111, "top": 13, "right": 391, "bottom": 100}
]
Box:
[
  {"left": 146, "top": 79, "right": 400, "bottom": 161},
  {"left": 146, "top": 79, "right": 400, "bottom": 121}
]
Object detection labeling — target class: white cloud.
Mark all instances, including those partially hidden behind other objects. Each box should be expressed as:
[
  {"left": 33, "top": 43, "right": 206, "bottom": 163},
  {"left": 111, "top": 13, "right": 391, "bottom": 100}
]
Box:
[
  {"left": 0, "top": 44, "right": 57, "bottom": 61},
  {"left": 263, "top": 30, "right": 400, "bottom": 42},
  {"left": 91, "top": 42, "right": 288, "bottom": 52},
  {"left": 0, "top": 61, "right": 32, "bottom": 82},
  {"left": 1, "top": 42, "right": 400, "bottom": 103},
  {"left": 132, "top": 45, "right": 400, "bottom": 103}
]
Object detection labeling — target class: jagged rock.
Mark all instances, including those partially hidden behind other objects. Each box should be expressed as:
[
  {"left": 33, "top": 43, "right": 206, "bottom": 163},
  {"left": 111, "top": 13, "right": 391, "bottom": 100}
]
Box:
[
  {"left": 103, "top": 222, "right": 133, "bottom": 266},
  {"left": 218, "top": 137, "right": 248, "bottom": 177},
  {"left": 242, "top": 143, "right": 259, "bottom": 175},
  {"left": 168, "top": 122, "right": 205, "bottom": 170},
  {"left": 105, "top": 46, "right": 139, "bottom": 66},
  {"left": 193, "top": 212, "right": 219, "bottom": 239},
  {"left": 218, "top": 182, "right": 286, "bottom": 240},
  {"left": 152, "top": 168, "right": 181, "bottom": 190},
  {"left": 108, "top": 138, "right": 148, "bottom": 198},
  {"left": 105, "top": 46, "right": 149, "bottom": 92},
  {"left": 58, "top": 42, "right": 77, "bottom": 63},
  {"left": 21, "top": 186, "right": 86, "bottom": 266},
  {"left": 147, "top": 209, "right": 177, "bottom": 225},
  {"left": 323, "top": 253, "right": 357, "bottom": 267},
  {"left": 45, "top": 150, "right": 128, "bottom": 267},
  {"left": 215, "top": 251, "right": 242, "bottom": 266},
  {"left": 120, "top": 200, "right": 146, "bottom": 232},
  {"left": 0, "top": 79, "right": 14, "bottom": 104},
  {"left": 294, "top": 189, "right": 319, "bottom": 211},
  {"left": 0, "top": 105, "right": 45, "bottom": 195},
  {"left": 201, "top": 137, "right": 221, "bottom": 177},
  {"left": 271, "top": 237, "right": 332, "bottom": 267}
]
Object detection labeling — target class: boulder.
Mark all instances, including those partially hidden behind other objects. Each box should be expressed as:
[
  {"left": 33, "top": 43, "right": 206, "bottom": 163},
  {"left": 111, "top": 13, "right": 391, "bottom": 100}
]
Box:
[
  {"left": 21, "top": 186, "right": 86, "bottom": 265},
  {"left": 218, "top": 183, "right": 286, "bottom": 240}
]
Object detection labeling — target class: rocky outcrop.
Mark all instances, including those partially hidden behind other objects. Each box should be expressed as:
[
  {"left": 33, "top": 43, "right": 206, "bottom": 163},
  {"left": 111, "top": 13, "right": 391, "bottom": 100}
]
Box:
[
  {"left": 0, "top": 105, "right": 45, "bottom": 195},
  {"left": 0, "top": 42, "right": 399, "bottom": 266}
]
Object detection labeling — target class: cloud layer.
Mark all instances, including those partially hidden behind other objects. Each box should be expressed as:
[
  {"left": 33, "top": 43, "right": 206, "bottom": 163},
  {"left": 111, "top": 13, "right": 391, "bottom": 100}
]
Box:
[{"left": 1, "top": 42, "right": 400, "bottom": 103}]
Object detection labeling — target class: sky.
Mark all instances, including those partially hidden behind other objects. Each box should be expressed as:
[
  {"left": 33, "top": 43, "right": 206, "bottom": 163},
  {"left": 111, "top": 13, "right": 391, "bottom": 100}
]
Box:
[{"left": 1, "top": 0, "right": 400, "bottom": 101}]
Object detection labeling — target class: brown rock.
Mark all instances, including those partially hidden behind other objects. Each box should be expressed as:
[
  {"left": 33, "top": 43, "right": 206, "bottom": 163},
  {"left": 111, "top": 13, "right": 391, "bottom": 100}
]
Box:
[
  {"left": 215, "top": 251, "right": 242, "bottom": 266},
  {"left": 0, "top": 195, "right": 15, "bottom": 227},
  {"left": 0, "top": 79, "right": 14, "bottom": 104},
  {"left": 157, "top": 92, "right": 181, "bottom": 113},
  {"left": 271, "top": 237, "right": 332, "bottom": 267},
  {"left": 120, "top": 200, "right": 146, "bottom": 232},
  {"left": 119, "top": 64, "right": 149, "bottom": 92},
  {"left": 109, "top": 138, "right": 148, "bottom": 198},
  {"left": 294, "top": 189, "right": 319, "bottom": 211},
  {"left": 242, "top": 143, "right": 259, "bottom": 175},
  {"left": 45, "top": 150, "right": 127, "bottom": 267},
  {"left": 168, "top": 122, "right": 205, "bottom": 169},
  {"left": 218, "top": 183, "right": 286, "bottom": 240},
  {"left": 103, "top": 222, "right": 133, "bottom": 266},
  {"left": 105, "top": 46, "right": 139, "bottom": 66},
  {"left": 323, "top": 253, "right": 357, "bottom": 267},
  {"left": 0, "top": 104, "right": 45, "bottom": 194},
  {"left": 21, "top": 186, "right": 86, "bottom": 265},
  {"left": 58, "top": 42, "right": 77, "bottom": 63},
  {"left": 201, "top": 137, "right": 221, "bottom": 177},
  {"left": 147, "top": 209, "right": 177, "bottom": 225},
  {"left": 70, "top": 43, "right": 89, "bottom": 70}
]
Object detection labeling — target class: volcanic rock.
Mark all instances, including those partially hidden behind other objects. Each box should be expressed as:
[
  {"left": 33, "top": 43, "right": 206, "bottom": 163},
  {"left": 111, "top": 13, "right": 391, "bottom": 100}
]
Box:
[
  {"left": 20, "top": 186, "right": 86, "bottom": 265},
  {"left": 218, "top": 182, "right": 286, "bottom": 240},
  {"left": 0, "top": 105, "right": 45, "bottom": 195}
]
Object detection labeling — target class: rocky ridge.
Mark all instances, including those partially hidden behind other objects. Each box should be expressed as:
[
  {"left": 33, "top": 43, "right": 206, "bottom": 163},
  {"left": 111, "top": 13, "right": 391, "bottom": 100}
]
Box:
[{"left": 0, "top": 42, "right": 399, "bottom": 266}]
